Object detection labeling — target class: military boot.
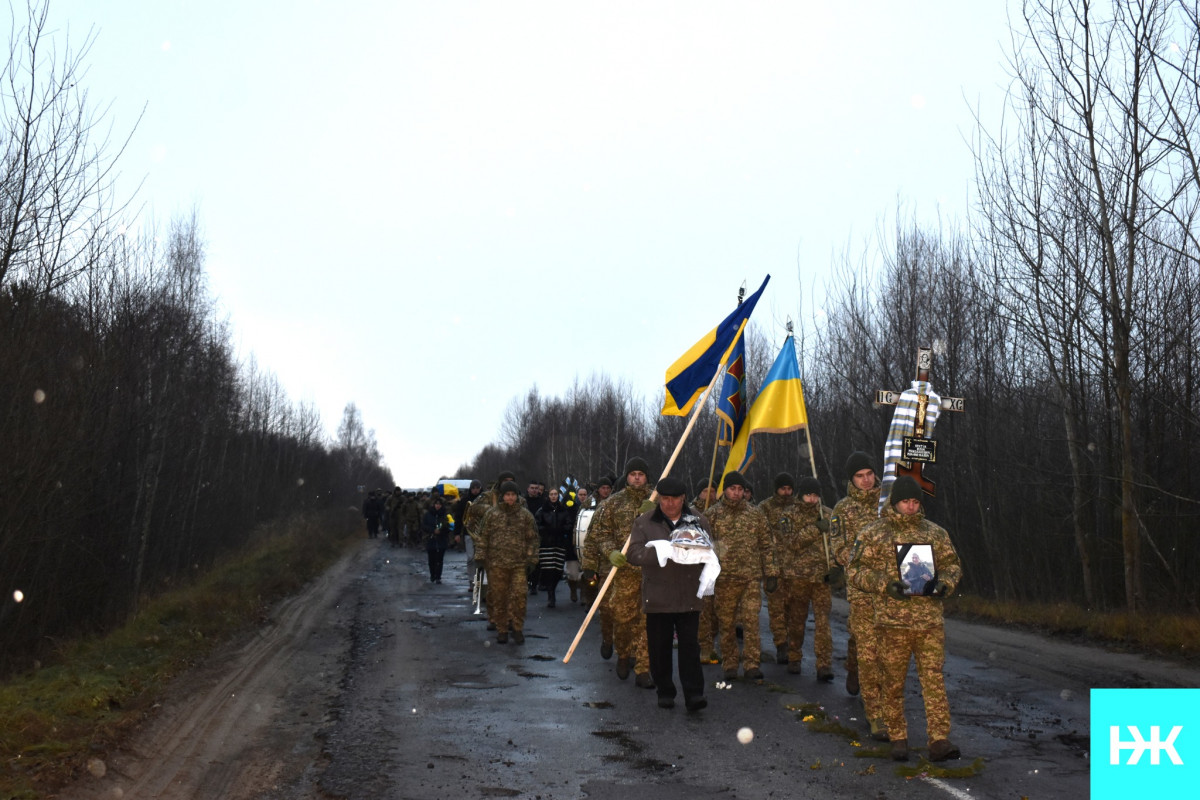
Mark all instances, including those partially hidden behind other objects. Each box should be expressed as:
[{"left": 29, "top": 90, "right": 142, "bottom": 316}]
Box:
[
  {"left": 845, "top": 668, "right": 860, "bottom": 696},
  {"left": 890, "top": 738, "right": 909, "bottom": 761},
  {"left": 869, "top": 718, "right": 888, "bottom": 741},
  {"left": 928, "top": 739, "right": 961, "bottom": 762},
  {"left": 816, "top": 666, "right": 834, "bottom": 682}
]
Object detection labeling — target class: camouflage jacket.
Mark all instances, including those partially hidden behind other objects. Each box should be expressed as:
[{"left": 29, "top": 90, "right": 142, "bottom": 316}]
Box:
[
  {"left": 848, "top": 504, "right": 962, "bottom": 629},
  {"left": 475, "top": 501, "right": 539, "bottom": 568},
  {"left": 580, "top": 484, "right": 651, "bottom": 575},
  {"left": 706, "top": 497, "right": 776, "bottom": 580},
  {"left": 831, "top": 480, "right": 881, "bottom": 600},
  {"left": 761, "top": 496, "right": 833, "bottom": 582}
]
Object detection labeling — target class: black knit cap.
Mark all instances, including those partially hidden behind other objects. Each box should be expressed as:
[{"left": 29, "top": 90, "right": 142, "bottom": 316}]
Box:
[
  {"left": 844, "top": 451, "right": 875, "bottom": 480},
  {"left": 723, "top": 470, "right": 747, "bottom": 489},
  {"left": 889, "top": 476, "right": 922, "bottom": 505},
  {"left": 774, "top": 472, "right": 795, "bottom": 490},
  {"left": 797, "top": 477, "right": 821, "bottom": 496},
  {"left": 655, "top": 476, "right": 687, "bottom": 497},
  {"left": 499, "top": 480, "right": 520, "bottom": 495},
  {"left": 497, "top": 470, "right": 517, "bottom": 483},
  {"left": 596, "top": 475, "right": 613, "bottom": 488},
  {"left": 696, "top": 479, "right": 715, "bottom": 494},
  {"left": 624, "top": 456, "right": 650, "bottom": 477}
]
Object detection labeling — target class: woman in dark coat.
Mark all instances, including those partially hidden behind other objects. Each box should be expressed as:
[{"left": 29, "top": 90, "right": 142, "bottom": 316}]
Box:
[
  {"left": 422, "top": 497, "right": 452, "bottom": 583},
  {"left": 534, "top": 488, "right": 572, "bottom": 607}
]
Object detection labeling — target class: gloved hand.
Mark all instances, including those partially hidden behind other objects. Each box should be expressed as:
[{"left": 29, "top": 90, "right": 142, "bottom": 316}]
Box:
[
  {"left": 609, "top": 550, "right": 628, "bottom": 568},
  {"left": 927, "top": 579, "right": 950, "bottom": 597},
  {"left": 582, "top": 569, "right": 598, "bottom": 587},
  {"left": 815, "top": 517, "right": 831, "bottom": 532},
  {"left": 763, "top": 576, "right": 779, "bottom": 593},
  {"left": 885, "top": 580, "right": 908, "bottom": 600},
  {"left": 823, "top": 565, "right": 846, "bottom": 588},
  {"left": 639, "top": 500, "right": 656, "bottom": 514}
]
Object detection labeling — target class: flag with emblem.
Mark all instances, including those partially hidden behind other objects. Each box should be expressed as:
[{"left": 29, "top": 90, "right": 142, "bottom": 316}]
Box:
[
  {"left": 714, "top": 333, "right": 746, "bottom": 445},
  {"left": 722, "top": 335, "right": 809, "bottom": 483}
]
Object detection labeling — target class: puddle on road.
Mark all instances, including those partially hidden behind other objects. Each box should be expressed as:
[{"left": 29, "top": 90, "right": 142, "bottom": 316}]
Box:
[
  {"left": 506, "top": 664, "right": 548, "bottom": 679},
  {"left": 583, "top": 700, "right": 614, "bottom": 709}
]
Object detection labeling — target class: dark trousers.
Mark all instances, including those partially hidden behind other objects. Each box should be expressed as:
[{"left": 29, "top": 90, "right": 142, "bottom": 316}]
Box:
[
  {"left": 427, "top": 547, "right": 445, "bottom": 581},
  {"left": 645, "top": 611, "right": 704, "bottom": 701}
]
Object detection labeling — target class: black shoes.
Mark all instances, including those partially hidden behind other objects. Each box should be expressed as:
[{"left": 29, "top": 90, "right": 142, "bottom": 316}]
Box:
[
  {"left": 600, "top": 641, "right": 613, "bottom": 660},
  {"left": 744, "top": 667, "right": 764, "bottom": 681},
  {"left": 616, "top": 657, "right": 630, "bottom": 680},
  {"left": 816, "top": 666, "right": 834, "bottom": 682},
  {"left": 657, "top": 697, "right": 676, "bottom": 709},
  {"left": 497, "top": 632, "right": 508, "bottom": 644},
  {"left": 512, "top": 630, "right": 525, "bottom": 644},
  {"left": 685, "top": 696, "right": 708, "bottom": 712},
  {"left": 635, "top": 672, "right": 655, "bottom": 689}
]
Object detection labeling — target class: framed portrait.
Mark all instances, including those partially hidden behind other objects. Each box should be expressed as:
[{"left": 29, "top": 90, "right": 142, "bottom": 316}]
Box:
[{"left": 894, "top": 543, "right": 935, "bottom": 596}]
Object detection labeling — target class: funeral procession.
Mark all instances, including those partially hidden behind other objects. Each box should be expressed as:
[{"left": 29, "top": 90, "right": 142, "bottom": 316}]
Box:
[{"left": 7, "top": 3, "right": 1200, "bottom": 799}]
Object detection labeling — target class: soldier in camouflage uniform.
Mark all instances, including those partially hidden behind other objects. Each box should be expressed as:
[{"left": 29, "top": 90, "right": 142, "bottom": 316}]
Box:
[
  {"left": 763, "top": 474, "right": 835, "bottom": 679},
  {"left": 707, "top": 470, "right": 777, "bottom": 681},
  {"left": 464, "top": 471, "right": 518, "bottom": 626},
  {"left": 829, "top": 450, "right": 889, "bottom": 740},
  {"left": 403, "top": 492, "right": 423, "bottom": 548},
  {"left": 695, "top": 479, "right": 721, "bottom": 662},
  {"left": 474, "top": 481, "right": 540, "bottom": 645},
  {"left": 758, "top": 473, "right": 793, "bottom": 664},
  {"left": 848, "top": 475, "right": 962, "bottom": 763},
  {"left": 582, "top": 458, "right": 655, "bottom": 689}
]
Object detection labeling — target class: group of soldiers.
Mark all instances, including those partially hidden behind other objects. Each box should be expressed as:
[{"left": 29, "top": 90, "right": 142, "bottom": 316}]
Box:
[{"left": 449, "top": 448, "right": 964, "bottom": 764}]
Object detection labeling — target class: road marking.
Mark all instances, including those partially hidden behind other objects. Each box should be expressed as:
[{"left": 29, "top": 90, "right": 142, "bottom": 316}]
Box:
[{"left": 924, "top": 777, "right": 977, "bottom": 799}]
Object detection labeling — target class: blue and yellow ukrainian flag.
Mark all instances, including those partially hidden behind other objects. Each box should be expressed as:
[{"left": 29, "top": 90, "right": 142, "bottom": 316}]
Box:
[
  {"left": 661, "top": 275, "right": 770, "bottom": 417},
  {"left": 722, "top": 336, "right": 808, "bottom": 481}
]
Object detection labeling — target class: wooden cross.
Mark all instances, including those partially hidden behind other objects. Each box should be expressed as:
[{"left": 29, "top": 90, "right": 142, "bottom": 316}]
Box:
[{"left": 874, "top": 347, "right": 965, "bottom": 497}]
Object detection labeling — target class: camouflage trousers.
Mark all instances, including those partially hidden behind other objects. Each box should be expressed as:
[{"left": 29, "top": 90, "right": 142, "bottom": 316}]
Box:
[
  {"left": 714, "top": 577, "right": 763, "bottom": 673},
  {"left": 582, "top": 574, "right": 615, "bottom": 647},
  {"left": 698, "top": 595, "right": 719, "bottom": 659},
  {"left": 877, "top": 625, "right": 951, "bottom": 743},
  {"left": 486, "top": 564, "right": 529, "bottom": 634},
  {"left": 607, "top": 569, "right": 649, "bottom": 673},
  {"left": 847, "top": 593, "right": 886, "bottom": 720},
  {"left": 780, "top": 578, "right": 832, "bottom": 668},
  {"left": 766, "top": 585, "right": 786, "bottom": 649}
]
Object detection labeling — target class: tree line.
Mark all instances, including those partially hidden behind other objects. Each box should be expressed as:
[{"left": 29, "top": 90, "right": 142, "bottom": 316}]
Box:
[
  {"left": 457, "top": 0, "right": 1200, "bottom": 616},
  {"left": 0, "top": 4, "right": 390, "bottom": 674}
]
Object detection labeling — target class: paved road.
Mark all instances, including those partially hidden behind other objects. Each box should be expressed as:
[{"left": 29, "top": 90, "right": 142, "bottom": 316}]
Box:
[{"left": 64, "top": 539, "right": 1200, "bottom": 799}]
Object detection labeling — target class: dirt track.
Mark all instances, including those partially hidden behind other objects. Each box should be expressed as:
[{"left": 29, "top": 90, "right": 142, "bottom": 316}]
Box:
[{"left": 57, "top": 539, "right": 1200, "bottom": 799}]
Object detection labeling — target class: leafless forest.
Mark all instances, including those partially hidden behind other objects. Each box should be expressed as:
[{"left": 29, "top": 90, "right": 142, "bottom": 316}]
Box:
[
  {"left": 0, "top": 5, "right": 391, "bottom": 673},
  {"left": 458, "top": 1, "right": 1200, "bottom": 618},
  {"left": 3, "top": 1, "right": 1199, "bottom": 674}
]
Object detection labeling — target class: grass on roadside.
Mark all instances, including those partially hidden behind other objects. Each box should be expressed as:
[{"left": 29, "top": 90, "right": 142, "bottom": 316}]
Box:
[
  {"left": 0, "top": 510, "right": 361, "bottom": 800},
  {"left": 945, "top": 595, "right": 1200, "bottom": 660}
]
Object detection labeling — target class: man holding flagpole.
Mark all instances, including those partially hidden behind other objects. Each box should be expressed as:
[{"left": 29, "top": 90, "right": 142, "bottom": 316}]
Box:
[{"left": 581, "top": 458, "right": 656, "bottom": 689}]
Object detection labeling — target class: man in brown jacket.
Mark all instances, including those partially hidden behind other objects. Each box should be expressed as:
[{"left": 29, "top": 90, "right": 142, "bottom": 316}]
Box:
[{"left": 622, "top": 476, "right": 714, "bottom": 712}]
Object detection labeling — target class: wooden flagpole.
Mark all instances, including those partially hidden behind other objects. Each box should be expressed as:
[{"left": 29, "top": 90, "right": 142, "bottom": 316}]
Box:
[{"left": 562, "top": 352, "right": 729, "bottom": 664}]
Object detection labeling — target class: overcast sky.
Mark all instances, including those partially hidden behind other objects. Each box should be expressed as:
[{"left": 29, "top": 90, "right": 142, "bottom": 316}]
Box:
[{"left": 47, "top": 0, "right": 1012, "bottom": 486}]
